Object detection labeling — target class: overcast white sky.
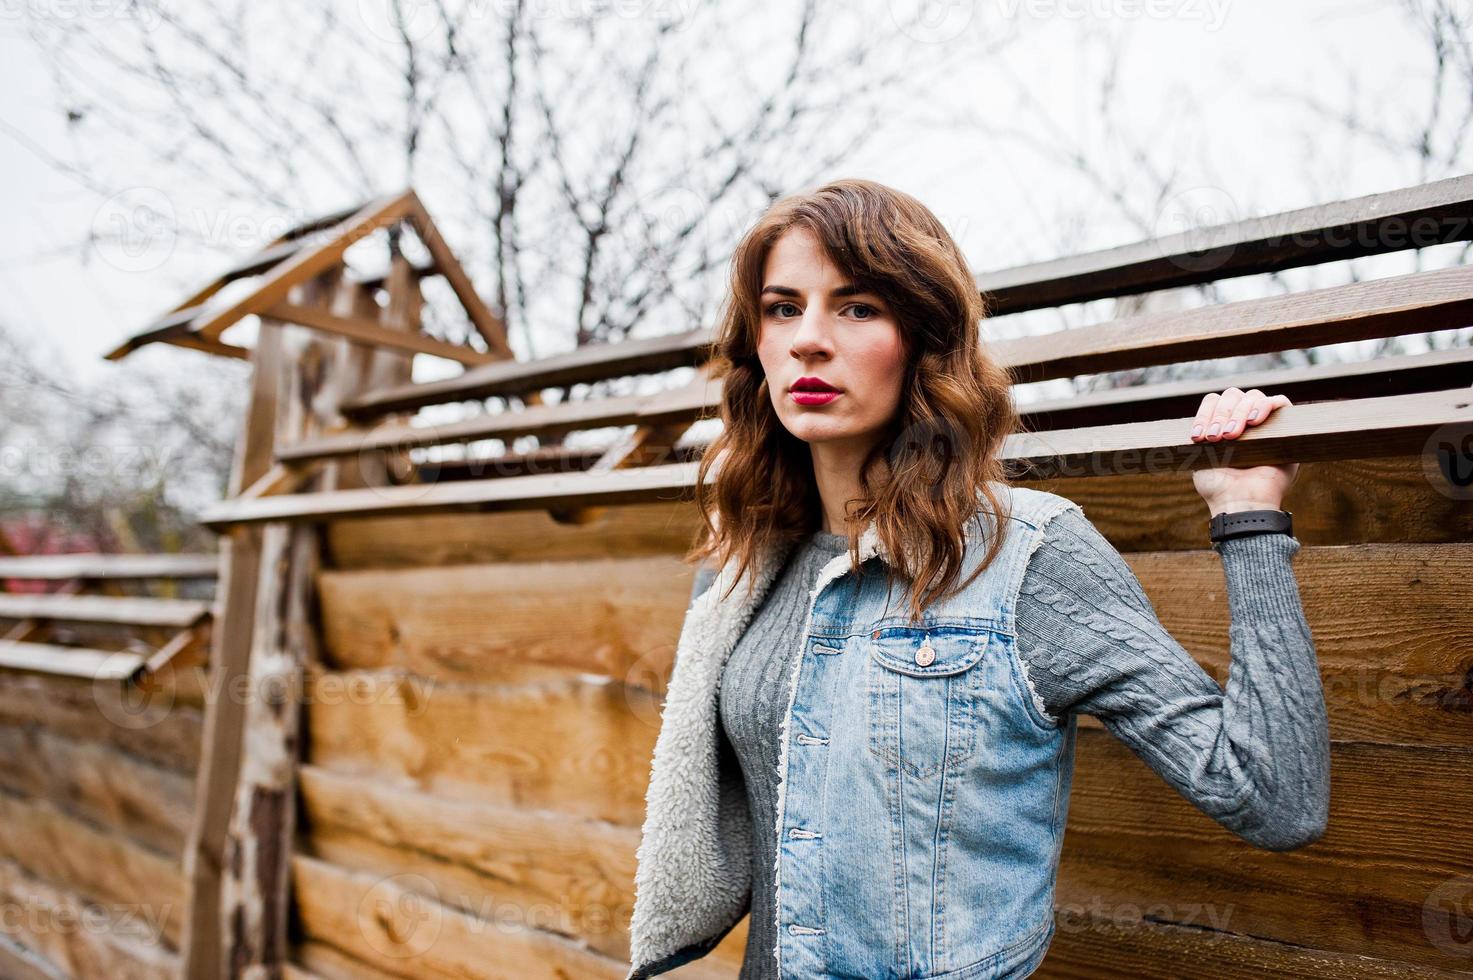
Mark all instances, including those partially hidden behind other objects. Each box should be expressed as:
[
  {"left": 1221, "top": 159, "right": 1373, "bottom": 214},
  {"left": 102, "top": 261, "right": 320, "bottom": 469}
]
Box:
[{"left": 0, "top": 0, "right": 1446, "bottom": 389}]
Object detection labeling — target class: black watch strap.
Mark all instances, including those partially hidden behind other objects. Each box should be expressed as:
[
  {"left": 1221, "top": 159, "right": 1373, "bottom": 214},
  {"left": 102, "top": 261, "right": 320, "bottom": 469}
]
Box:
[{"left": 1208, "top": 509, "right": 1292, "bottom": 543}]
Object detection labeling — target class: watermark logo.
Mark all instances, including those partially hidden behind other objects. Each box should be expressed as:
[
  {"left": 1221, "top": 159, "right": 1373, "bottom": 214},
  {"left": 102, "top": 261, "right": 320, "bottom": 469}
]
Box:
[
  {"left": 1423, "top": 420, "right": 1473, "bottom": 502},
  {"left": 92, "top": 652, "right": 177, "bottom": 730},
  {"left": 357, "top": 0, "right": 441, "bottom": 43},
  {"left": 1, "top": 0, "right": 164, "bottom": 30},
  {"left": 888, "top": 0, "right": 974, "bottom": 44},
  {"left": 1151, "top": 185, "right": 1242, "bottom": 274},
  {"left": 1424, "top": 875, "right": 1473, "bottom": 959},
  {"left": 357, "top": 873, "right": 443, "bottom": 958},
  {"left": 92, "top": 187, "right": 177, "bottom": 273}
]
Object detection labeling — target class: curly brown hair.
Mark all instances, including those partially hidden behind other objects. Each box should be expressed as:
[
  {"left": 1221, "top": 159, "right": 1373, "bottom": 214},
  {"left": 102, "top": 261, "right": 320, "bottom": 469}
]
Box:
[{"left": 688, "top": 177, "right": 1019, "bottom": 623}]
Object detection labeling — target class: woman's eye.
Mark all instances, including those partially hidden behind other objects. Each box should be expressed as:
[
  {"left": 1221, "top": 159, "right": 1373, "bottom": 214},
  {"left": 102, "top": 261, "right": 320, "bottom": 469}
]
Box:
[
  {"left": 766, "top": 302, "right": 800, "bottom": 318},
  {"left": 849, "top": 303, "right": 879, "bottom": 319}
]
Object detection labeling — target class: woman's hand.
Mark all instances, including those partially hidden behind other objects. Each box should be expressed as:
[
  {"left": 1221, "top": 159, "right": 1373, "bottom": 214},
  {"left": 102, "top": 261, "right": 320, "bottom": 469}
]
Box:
[{"left": 1189, "top": 387, "right": 1300, "bottom": 516}]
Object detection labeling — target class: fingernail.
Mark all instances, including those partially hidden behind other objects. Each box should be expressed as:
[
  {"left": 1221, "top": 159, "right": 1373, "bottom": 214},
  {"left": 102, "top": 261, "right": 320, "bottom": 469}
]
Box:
[
  {"left": 1191, "top": 424, "right": 1203, "bottom": 438},
  {"left": 1247, "top": 409, "right": 1259, "bottom": 421},
  {"left": 1208, "top": 422, "right": 1220, "bottom": 437}
]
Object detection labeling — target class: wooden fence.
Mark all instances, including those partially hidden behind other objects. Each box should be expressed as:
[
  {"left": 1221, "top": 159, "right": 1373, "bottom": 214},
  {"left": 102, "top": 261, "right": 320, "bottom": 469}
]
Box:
[{"left": 4, "top": 175, "right": 1473, "bottom": 978}]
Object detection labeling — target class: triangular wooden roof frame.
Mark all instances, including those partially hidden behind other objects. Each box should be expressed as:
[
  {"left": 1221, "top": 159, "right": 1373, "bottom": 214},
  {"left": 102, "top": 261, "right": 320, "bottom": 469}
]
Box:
[{"left": 103, "top": 189, "right": 513, "bottom": 365}]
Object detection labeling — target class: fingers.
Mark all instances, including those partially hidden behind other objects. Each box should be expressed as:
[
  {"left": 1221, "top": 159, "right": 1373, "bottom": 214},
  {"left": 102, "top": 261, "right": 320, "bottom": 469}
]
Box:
[{"left": 1190, "top": 388, "right": 1290, "bottom": 441}]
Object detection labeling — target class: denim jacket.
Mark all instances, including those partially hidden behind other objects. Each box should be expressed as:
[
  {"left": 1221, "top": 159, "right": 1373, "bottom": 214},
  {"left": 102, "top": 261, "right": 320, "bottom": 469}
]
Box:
[{"left": 628, "top": 482, "right": 1084, "bottom": 979}]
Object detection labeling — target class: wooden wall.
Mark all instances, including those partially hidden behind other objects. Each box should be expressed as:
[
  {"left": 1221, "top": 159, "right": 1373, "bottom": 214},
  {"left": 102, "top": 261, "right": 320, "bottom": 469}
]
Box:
[
  {"left": 3, "top": 451, "right": 1467, "bottom": 978},
  {"left": 1024, "top": 453, "right": 1473, "bottom": 977},
  {"left": 284, "top": 450, "right": 1473, "bottom": 977},
  {"left": 0, "top": 633, "right": 208, "bottom": 977},
  {"left": 288, "top": 500, "right": 747, "bottom": 978}
]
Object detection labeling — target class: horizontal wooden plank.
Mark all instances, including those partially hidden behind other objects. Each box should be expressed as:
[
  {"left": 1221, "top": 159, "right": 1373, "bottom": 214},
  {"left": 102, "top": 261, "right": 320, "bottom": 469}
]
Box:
[
  {"left": 1020, "top": 344, "right": 1473, "bottom": 431},
  {"left": 1037, "top": 908, "right": 1473, "bottom": 978},
  {"left": 342, "top": 327, "right": 715, "bottom": 420},
  {"left": 324, "top": 499, "right": 702, "bottom": 570},
  {"left": 316, "top": 555, "right": 691, "bottom": 689},
  {"left": 0, "top": 725, "right": 193, "bottom": 857},
  {"left": 200, "top": 460, "right": 702, "bottom": 529},
  {"left": 0, "top": 641, "right": 145, "bottom": 681},
  {"left": 1024, "top": 453, "right": 1473, "bottom": 550},
  {"left": 1060, "top": 732, "right": 1473, "bottom": 971},
  {"left": 293, "top": 941, "right": 404, "bottom": 980},
  {"left": 304, "top": 668, "right": 661, "bottom": 827},
  {"left": 278, "top": 377, "right": 708, "bottom": 464},
  {"left": 263, "top": 301, "right": 497, "bottom": 366},
  {"left": 993, "top": 265, "right": 1473, "bottom": 384},
  {"left": 976, "top": 171, "right": 1473, "bottom": 315},
  {"left": 282, "top": 961, "right": 330, "bottom": 980},
  {"left": 317, "top": 536, "right": 1469, "bottom": 746},
  {"left": 326, "top": 456, "right": 1463, "bottom": 575},
  {"left": 0, "top": 858, "right": 177, "bottom": 980},
  {"left": 290, "top": 854, "right": 635, "bottom": 979},
  {"left": 0, "top": 936, "right": 66, "bottom": 980},
  {"left": 0, "top": 553, "right": 217, "bottom": 581},
  {"left": 1005, "top": 386, "right": 1473, "bottom": 480},
  {"left": 329, "top": 335, "right": 1473, "bottom": 455},
  {"left": 0, "top": 671, "right": 203, "bottom": 774},
  {"left": 0, "top": 593, "right": 209, "bottom": 629},
  {"left": 204, "top": 386, "right": 1473, "bottom": 527},
  {"left": 1127, "top": 540, "right": 1473, "bottom": 749},
  {"left": 0, "top": 792, "right": 184, "bottom": 950},
  {"left": 298, "top": 765, "right": 641, "bottom": 962}
]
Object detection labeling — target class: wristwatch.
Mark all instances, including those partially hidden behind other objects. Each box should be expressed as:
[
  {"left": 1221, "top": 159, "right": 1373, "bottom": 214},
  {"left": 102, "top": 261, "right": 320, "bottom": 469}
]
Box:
[{"left": 1208, "top": 508, "right": 1293, "bottom": 544}]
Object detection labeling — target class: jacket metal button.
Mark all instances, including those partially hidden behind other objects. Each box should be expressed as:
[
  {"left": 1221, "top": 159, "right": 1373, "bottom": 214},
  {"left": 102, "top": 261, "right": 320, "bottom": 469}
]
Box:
[{"left": 914, "top": 643, "right": 936, "bottom": 667}]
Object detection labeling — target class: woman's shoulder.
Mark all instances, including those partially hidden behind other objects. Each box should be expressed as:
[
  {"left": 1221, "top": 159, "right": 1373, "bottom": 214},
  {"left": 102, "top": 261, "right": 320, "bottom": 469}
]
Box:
[{"left": 972, "top": 481, "right": 1086, "bottom": 536}]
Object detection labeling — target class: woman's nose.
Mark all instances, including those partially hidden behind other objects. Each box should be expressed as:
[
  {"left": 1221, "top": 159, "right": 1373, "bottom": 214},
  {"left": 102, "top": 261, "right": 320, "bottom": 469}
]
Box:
[{"left": 791, "top": 311, "right": 836, "bottom": 356}]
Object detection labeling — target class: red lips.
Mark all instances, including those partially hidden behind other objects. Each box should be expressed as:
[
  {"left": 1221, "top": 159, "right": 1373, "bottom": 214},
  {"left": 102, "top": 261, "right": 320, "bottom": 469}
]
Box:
[{"left": 791, "top": 376, "right": 840, "bottom": 392}]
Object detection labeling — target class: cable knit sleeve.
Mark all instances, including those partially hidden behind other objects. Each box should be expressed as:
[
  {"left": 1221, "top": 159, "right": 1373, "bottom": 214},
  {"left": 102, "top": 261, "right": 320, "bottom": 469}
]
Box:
[{"left": 1014, "top": 507, "right": 1331, "bottom": 851}]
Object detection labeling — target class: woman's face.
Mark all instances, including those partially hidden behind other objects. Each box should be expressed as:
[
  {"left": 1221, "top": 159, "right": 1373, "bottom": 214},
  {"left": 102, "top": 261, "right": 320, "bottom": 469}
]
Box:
[{"left": 756, "top": 226, "right": 907, "bottom": 456}]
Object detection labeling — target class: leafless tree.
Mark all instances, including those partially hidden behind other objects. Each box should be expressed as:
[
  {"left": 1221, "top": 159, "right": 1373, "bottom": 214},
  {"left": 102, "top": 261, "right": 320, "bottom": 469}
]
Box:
[
  {"left": 0, "top": 320, "right": 242, "bottom": 553},
  {"left": 25, "top": 0, "right": 1024, "bottom": 365}
]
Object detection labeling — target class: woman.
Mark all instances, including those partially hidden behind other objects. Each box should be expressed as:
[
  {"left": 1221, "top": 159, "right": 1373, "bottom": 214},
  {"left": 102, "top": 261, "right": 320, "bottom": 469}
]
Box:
[{"left": 626, "top": 179, "right": 1330, "bottom": 980}]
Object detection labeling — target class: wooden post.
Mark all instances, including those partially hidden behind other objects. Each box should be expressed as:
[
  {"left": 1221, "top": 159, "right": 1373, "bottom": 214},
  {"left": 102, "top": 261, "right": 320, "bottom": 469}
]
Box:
[
  {"left": 179, "top": 315, "right": 284, "bottom": 978},
  {"left": 208, "top": 260, "right": 423, "bottom": 976}
]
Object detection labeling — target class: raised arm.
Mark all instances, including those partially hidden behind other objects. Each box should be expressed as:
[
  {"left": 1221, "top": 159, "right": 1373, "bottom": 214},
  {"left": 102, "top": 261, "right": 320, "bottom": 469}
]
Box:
[{"left": 1015, "top": 506, "right": 1331, "bottom": 851}]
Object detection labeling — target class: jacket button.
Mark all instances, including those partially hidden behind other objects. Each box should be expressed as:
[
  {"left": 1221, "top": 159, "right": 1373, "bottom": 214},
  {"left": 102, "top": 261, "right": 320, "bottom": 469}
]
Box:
[{"left": 914, "top": 644, "right": 935, "bottom": 667}]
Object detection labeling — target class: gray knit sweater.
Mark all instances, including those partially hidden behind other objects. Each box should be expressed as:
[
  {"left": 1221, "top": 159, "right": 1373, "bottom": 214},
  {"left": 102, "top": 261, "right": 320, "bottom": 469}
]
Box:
[{"left": 705, "top": 508, "right": 1328, "bottom": 979}]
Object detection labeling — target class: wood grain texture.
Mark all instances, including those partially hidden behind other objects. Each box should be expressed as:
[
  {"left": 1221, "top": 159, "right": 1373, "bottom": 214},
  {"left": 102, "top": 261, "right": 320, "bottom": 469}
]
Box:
[
  {"left": 1019, "top": 453, "right": 1473, "bottom": 550},
  {"left": 303, "top": 668, "right": 662, "bottom": 827},
  {"left": 290, "top": 854, "right": 633, "bottom": 979},
  {"left": 0, "top": 670, "right": 203, "bottom": 774},
  {"left": 323, "top": 499, "right": 702, "bottom": 571},
  {"left": 1060, "top": 731, "right": 1473, "bottom": 972},
  {"left": 0, "top": 725, "right": 193, "bottom": 857},
  {"left": 1035, "top": 907, "right": 1473, "bottom": 978},
  {"left": 298, "top": 765, "right": 640, "bottom": 961},
  {"left": 315, "top": 554, "right": 692, "bottom": 691},
  {"left": 1126, "top": 540, "right": 1473, "bottom": 748},
  {"left": 0, "top": 858, "right": 177, "bottom": 980},
  {"left": 0, "top": 793, "right": 185, "bottom": 950}
]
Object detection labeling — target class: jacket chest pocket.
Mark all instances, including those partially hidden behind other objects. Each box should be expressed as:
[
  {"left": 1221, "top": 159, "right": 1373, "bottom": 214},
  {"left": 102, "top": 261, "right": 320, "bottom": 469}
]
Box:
[{"left": 866, "top": 625, "right": 991, "bottom": 779}]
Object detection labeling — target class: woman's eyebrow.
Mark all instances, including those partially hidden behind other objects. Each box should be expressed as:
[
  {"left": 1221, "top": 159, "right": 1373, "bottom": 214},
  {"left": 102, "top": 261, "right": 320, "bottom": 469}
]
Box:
[{"left": 760, "top": 283, "right": 869, "bottom": 297}]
